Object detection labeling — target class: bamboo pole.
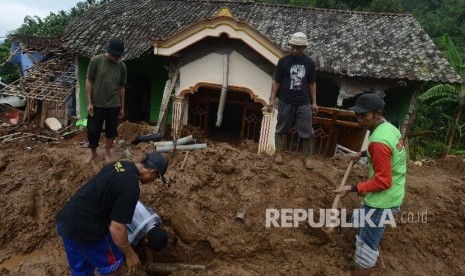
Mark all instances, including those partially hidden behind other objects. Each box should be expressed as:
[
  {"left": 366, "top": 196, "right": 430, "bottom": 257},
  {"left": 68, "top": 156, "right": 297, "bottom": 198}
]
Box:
[
  {"left": 0, "top": 132, "right": 22, "bottom": 141},
  {"left": 147, "top": 263, "right": 206, "bottom": 274}
]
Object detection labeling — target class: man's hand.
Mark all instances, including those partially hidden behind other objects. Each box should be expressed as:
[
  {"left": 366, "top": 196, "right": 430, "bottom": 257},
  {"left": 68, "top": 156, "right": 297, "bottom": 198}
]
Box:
[
  {"left": 267, "top": 98, "right": 275, "bottom": 112},
  {"left": 312, "top": 103, "right": 318, "bottom": 115},
  {"left": 87, "top": 103, "right": 94, "bottom": 117},
  {"left": 268, "top": 81, "right": 279, "bottom": 112},
  {"left": 333, "top": 185, "right": 352, "bottom": 198},
  {"left": 109, "top": 221, "right": 141, "bottom": 275},
  {"left": 119, "top": 107, "right": 125, "bottom": 119},
  {"left": 126, "top": 251, "right": 141, "bottom": 275}
]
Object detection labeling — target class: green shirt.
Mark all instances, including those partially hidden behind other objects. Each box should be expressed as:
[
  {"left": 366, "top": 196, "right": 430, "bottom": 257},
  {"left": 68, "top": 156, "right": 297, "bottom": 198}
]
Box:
[
  {"left": 364, "top": 122, "right": 407, "bottom": 208},
  {"left": 87, "top": 54, "right": 127, "bottom": 108}
]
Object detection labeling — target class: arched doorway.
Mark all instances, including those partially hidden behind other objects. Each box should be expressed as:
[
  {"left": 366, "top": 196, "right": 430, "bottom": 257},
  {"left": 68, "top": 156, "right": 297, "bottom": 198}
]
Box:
[{"left": 187, "top": 86, "right": 264, "bottom": 144}]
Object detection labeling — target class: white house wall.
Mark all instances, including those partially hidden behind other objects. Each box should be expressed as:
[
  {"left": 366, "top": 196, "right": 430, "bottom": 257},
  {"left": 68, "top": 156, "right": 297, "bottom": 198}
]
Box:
[{"left": 176, "top": 50, "right": 278, "bottom": 153}]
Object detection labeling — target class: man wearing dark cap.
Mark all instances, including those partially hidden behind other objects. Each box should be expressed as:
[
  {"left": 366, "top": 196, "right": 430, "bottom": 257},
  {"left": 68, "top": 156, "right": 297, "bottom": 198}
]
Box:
[
  {"left": 56, "top": 152, "right": 168, "bottom": 275},
  {"left": 85, "top": 38, "right": 127, "bottom": 164},
  {"left": 334, "top": 93, "right": 406, "bottom": 275}
]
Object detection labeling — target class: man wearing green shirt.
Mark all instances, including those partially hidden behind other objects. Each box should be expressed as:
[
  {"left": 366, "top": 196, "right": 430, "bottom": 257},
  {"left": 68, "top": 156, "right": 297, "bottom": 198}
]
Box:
[
  {"left": 334, "top": 93, "right": 407, "bottom": 275},
  {"left": 86, "top": 39, "right": 127, "bottom": 163}
]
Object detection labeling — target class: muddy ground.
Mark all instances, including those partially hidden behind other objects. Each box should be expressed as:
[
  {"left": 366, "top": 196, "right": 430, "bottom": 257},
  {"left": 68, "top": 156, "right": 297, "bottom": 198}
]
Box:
[{"left": 0, "top": 121, "right": 464, "bottom": 275}]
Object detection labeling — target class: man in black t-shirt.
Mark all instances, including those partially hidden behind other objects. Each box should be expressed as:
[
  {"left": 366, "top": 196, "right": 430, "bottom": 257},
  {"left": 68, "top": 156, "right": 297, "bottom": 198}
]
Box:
[
  {"left": 268, "top": 32, "right": 318, "bottom": 170},
  {"left": 56, "top": 151, "right": 168, "bottom": 275}
]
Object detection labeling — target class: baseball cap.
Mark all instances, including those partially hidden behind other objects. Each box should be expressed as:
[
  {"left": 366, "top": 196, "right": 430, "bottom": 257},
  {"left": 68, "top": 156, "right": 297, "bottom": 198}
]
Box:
[
  {"left": 105, "top": 38, "right": 125, "bottom": 56},
  {"left": 350, "top": 93, "right": 385, "bottom": 114},
  {"left": 142, "top": 151, "right": 168, "bottom": 184}
]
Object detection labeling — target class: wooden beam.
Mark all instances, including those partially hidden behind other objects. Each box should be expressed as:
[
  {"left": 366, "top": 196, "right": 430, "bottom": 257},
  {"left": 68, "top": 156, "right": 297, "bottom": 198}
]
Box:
[
  {"left": 153, "top": 69, "right": 179, "bottom": 135},
  {"left": 40, "top": 100, "right": 50, "bottom": 128}
]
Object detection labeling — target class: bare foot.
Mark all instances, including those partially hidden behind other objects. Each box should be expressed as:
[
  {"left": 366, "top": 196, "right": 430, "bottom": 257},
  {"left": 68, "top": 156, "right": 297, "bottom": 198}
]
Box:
[
  {"left": 104, "top": 154, "right": 112, "bottom": 164},
  {"left": 85, "top": 152, "right": 97, "bottom": 164}
]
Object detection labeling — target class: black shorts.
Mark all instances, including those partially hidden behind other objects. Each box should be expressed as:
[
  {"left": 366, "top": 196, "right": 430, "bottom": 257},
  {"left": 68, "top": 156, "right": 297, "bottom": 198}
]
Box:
[{"left": 87, "top": 106, "right": 120, "bottom": 148}]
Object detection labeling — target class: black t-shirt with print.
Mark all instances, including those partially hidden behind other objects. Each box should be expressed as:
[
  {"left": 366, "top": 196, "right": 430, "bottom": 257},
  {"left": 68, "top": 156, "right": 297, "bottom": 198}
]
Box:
[
  {"left": 56, "top": 161, "right": 140, "bottom": 243},
  {"left": 274, "top": 54, "right": 316, "bottom": 105}
]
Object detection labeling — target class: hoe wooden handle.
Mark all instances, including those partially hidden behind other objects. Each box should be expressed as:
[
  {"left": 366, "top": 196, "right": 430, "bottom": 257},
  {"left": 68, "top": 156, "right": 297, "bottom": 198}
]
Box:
[
  {"left": 331, "top": 160, "right": 354, "bottom": 210},
  {"left": 325, "top": 160, "right": 355, "bottom": 234}
]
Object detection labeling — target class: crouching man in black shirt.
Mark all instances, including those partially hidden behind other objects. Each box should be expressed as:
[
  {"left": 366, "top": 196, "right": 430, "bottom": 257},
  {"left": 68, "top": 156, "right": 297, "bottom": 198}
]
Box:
[{"left": 56, "top": 151, "right": 168, "bottom": 276}]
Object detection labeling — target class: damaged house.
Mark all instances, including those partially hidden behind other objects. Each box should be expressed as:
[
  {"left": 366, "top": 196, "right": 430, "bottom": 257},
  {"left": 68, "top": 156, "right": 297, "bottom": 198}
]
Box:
[
  {"left": 61, "top": 0, "right": 462, "bottom": 155},
  {"left": 0, "top": 35, "right": 76, "bottom": 127}
]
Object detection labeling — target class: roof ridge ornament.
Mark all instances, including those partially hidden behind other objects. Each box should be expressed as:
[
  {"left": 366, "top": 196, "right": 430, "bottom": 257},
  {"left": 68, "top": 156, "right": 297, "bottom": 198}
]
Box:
[{"left": 216, "top": 7, "right": 234, "bottom": 18}]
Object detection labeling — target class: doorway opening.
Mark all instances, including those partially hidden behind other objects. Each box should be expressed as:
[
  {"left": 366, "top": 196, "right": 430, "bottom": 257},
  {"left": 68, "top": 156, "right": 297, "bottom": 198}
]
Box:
[{"left": 188, "top": 87, "right": 263, "bottom": 144}]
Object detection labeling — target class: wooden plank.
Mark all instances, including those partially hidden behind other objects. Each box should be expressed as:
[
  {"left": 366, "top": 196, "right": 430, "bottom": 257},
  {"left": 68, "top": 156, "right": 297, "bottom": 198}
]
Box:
[
  {"left": 324, "top": 112, "right": 338, "bottom": 157},
  {"left": 40, "top": 100, "right": 50, "bottom": 128},
  {"left": 22, "top": 98, "right": 32, "bottom": 123},
  {"left": 0, "top": 132, "right": 22, "bottom": 141},
  {"left": 313, "top": 117, "right": 360, "bottom": 128},
  {"left": 154, "top": 70, "right": 179, "bottom": 135},
  {"left": 64, "top": 100, "right": 69, "bottom": 127},
  {"left": 4, "top": 133, "right": 35, "bottom": 142},
  {"left": 23, "top": 132, "right": 59, "bottom": 141}
]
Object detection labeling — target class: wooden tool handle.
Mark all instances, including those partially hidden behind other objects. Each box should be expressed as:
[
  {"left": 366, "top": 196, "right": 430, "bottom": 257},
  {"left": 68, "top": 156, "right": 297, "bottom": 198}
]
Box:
[
  {"left": 326, "top": 160, "right": 355, "bottom": 233},
  {"left": 331, "top": 160, "right": 354, "bottom": 210}
]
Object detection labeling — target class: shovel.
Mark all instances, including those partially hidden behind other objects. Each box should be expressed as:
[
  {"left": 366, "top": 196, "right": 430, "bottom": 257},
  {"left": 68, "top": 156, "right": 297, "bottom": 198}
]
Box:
[{"left": 310, "top": 160, "right": 354, "bottom": 242}]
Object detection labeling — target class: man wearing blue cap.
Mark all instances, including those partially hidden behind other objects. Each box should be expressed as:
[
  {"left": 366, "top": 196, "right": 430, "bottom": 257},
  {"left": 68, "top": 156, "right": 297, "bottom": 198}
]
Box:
[
  {"left": 334, "top": 93, "right": 406, "bottom": 275},
  {"left": 57, "top": 151, "right": 168, "bottom": 275},
  {"left": 85, "top": 38, "right": 127, "bottom": 164}
]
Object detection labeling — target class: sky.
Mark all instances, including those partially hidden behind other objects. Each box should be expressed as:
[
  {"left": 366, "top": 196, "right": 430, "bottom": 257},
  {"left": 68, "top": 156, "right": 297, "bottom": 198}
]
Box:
[{"left": 0, "top": 0, "right": 82, "bottom": 40}]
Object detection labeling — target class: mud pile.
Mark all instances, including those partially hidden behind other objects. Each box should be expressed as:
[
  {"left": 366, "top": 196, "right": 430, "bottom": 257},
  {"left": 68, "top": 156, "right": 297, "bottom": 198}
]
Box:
[{"left": 0, "top": 122, "right": 464, "bottom": 275}]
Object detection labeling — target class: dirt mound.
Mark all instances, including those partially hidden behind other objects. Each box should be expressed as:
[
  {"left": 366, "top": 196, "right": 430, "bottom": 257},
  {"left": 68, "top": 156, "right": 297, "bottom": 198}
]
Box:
[{"left": 0, "top": 122, "right": 464, "bottom": 275}]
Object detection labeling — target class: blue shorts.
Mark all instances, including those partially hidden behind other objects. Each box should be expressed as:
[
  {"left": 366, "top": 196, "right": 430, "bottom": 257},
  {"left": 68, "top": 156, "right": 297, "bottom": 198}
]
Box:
[{"left": 57, "top": 223, "right": 124, "bottom": 276}]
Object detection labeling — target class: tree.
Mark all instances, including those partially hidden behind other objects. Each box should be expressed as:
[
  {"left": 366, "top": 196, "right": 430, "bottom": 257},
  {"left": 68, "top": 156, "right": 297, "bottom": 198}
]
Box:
[
  {"left": 418, "top": 34, "right": 465, "bottom": 156},
  {"left": 13, "top": 0, "right": 108, "bottom": 38},
  {"left": 0, "top": 40, "right": 20, "bottom": 84},
  {"left": 368, "top": 0, "right": 402, "bottom": 13},
  {"left": 291, "top": 0, "right": 316, "bottom": 6},
  {"left": 36, "top": 12, "right": 71, "bottom": 38},
  {"left": 15, "top": 16, "right": 44, "bottom": 36},
  {"left": 315, "top": 0, "right": 342, "bottom": 9}
]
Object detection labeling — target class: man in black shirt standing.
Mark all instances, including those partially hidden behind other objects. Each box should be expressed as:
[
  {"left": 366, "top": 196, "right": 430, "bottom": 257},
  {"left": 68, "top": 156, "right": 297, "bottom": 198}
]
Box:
[
  {"left": 268, "top": 32, "right": 318, "bottom": 170},
  {"left": 56, "top": 151, "right": 168, "bottom": 275}
]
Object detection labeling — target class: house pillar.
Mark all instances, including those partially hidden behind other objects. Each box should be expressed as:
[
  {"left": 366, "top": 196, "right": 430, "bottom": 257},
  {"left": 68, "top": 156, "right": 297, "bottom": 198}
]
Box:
[
  {"left": 171, "top": 96, "right": 184, "bottom": 140},
  {"left": 258, "top": 107, "right": 274, "bottom": 154},
  {"left": 74, "top": 56, "right": 80, "bottom": 118}
]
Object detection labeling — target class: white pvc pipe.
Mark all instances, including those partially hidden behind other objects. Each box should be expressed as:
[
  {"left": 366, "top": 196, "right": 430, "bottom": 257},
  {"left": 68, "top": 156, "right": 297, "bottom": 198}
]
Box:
[
  {"left": 153, "top": 135, "right": 195, "bottom": 147},
  {"left": 155, "top": 143, "right": 207, "bottom": 152},
  {"left": 216, "top": 52, "right": 229, "bottom": 127}
]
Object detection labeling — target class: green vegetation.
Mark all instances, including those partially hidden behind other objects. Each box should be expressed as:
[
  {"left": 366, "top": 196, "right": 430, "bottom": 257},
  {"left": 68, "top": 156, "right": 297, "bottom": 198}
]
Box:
[
  {"left": 15, "top": 0, "right": 110, "bottom": 38},
  {"left": 416, "top": 34, "right": 465, "bottom": 157},
  {"left": 0, "top": 40, "right": 19, "bottom": 83}
]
